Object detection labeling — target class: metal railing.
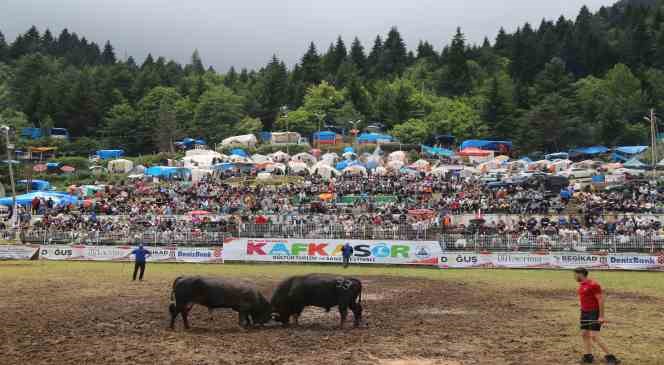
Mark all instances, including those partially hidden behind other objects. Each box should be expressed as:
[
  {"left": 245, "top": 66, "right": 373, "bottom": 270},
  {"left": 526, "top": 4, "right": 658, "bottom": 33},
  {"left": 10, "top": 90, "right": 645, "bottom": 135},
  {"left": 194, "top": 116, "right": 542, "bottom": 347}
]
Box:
[
  {"left": 3, "top": 227, "right": 664, "bottom": 253},
  {"left": 438, "top": 233, "right": 664, "bottom": 253}
]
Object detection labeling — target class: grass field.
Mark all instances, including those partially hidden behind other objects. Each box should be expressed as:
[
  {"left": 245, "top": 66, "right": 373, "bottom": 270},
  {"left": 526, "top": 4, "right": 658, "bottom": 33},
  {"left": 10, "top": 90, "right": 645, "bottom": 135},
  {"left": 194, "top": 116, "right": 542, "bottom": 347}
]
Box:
[{"left": 1, "top": 261, "right": 663, "bottom": 365}]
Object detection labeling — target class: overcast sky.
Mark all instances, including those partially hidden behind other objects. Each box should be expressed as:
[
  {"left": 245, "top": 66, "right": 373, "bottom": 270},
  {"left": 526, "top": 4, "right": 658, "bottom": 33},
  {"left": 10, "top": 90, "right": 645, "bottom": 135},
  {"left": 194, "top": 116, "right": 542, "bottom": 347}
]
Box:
[{"left": 2, "top": 0, "right": 613, "bottom": 71}]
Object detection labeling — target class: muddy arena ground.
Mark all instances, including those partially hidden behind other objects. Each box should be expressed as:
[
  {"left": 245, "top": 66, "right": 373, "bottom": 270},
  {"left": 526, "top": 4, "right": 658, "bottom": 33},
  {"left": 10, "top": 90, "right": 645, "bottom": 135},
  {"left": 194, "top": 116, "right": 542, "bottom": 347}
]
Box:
[{"left": 1, "top": 261, "right": 662, "bottom": 365}]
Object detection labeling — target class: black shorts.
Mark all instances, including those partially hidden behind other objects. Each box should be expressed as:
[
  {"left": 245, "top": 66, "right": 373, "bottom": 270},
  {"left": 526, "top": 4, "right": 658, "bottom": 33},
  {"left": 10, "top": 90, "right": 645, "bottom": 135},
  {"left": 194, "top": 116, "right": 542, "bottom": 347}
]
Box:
[{"left": 580, "top": 310, "right": 601, "bottom": 331}]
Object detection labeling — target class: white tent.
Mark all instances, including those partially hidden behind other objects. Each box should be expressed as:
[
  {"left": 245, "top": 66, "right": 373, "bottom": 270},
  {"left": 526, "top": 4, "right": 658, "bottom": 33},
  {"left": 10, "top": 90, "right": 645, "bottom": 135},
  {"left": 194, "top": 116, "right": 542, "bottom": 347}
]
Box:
[
  {"left": 270, "top": 131, "right": 301, "bottom": 144},
  {"left": 182, "top": 150, "right": 223, "bottom": 168},
  {"left": 342, "top": 151, "right": 357, "bottom": 160},
  {"left": 221, "top": 134, "right": 258, "bottom": 148},
  {"left": 265, "top": 163, "right": 286, "bottom": 174},
  {"left": 107, "top": 159, "right": 134, "bottom": 174},
  {"left": 251, "top": 154, "right": 269, "bottom": 163},
  {"left": 288, "top": 161, "right": 309, "bottom": 173},
  {"left": 388, "top": 151, "right": 407, "bottom": 163},
  {"left": 228, "top": 155, "right": 250, "bottom": 163},
  {"left": 291, "top": 152, "right": 316, "bottom": 165},
  {"left": 270, "top": 151, "right": 290, "bottom": 162},
  {"left": 321, "top": 152, "right": 339, "bottom": 162},
  {"left": 310, "top": 164, "right": 340, "bottom": 179},
  {"left": 387, "top": 160, "right": 405, "bottom": 171}
]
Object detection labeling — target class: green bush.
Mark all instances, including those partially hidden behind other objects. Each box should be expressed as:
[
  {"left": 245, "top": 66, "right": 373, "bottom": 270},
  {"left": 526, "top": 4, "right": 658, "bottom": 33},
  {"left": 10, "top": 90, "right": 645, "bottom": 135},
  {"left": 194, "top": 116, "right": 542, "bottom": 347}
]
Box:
[
  {"left": 128, "top": 153, "right": 179, "bottom": 167},
  {"left": 53, "top": 156, "right": 90, "bottom": 170}
]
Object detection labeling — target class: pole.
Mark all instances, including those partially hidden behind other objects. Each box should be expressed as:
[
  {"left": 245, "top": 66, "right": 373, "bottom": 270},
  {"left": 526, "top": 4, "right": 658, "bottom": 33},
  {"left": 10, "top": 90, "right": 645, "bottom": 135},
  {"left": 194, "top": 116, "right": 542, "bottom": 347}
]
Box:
[
  {"left": 650, "top": 109, "right": 657, "bottom": 176},
  {"left": 2, "top": 126, "right": 18, "bottom": 240}
]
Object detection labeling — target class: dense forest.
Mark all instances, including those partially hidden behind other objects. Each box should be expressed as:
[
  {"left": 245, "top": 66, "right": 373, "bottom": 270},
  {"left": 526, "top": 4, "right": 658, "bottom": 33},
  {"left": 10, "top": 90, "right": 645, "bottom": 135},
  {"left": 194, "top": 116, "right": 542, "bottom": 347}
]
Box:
[{"left": 1, "top": 0, "right": 664, "bottom": 155}]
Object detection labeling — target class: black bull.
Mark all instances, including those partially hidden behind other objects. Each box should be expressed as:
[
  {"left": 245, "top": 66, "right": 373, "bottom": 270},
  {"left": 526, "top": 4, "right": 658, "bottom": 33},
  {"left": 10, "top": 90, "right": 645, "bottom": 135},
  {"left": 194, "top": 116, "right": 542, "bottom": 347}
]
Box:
[
  {"left": 271, "top": 274, "right": 363, "bottom": 327},
  {"left": 169, "top": 276, "right": 272, "bottom": 329}
]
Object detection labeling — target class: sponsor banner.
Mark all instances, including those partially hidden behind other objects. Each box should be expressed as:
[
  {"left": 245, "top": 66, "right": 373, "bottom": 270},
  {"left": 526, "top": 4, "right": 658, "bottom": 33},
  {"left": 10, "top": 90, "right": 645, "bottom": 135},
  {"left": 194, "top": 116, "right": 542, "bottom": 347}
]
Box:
[
  {"left": 489, "top": 252, "right": 554, "bottom": 269},
  {"left": 551, "top": 254, "right": 609, "bottom": 269},
  {"left": 439, "top": 252, "right": 487, "bottom": 268},
  {"left": 223, "top": 238, "right": 441, "bottom": 265},
  {"left": 40, "top": 245, "right": 221, "bottom": 263},
  {"left": 176, "top": 247, "right": 223, "bottom": 263},
  {"left": 0, "top": 245, "right": 39, "bottom": 260},
  {"left": 438, "top": 252, "right": 664, "bottom": 271},
  {"left": 608, "top": 253, "right": 664, "bottom": 271}
]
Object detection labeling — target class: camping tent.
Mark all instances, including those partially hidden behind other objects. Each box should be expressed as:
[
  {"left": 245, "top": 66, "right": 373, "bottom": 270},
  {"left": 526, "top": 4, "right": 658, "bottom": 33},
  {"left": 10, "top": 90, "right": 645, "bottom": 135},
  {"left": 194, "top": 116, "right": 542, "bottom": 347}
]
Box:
[
  {"left": 270, "top": 132, "right": 301, "bottom": 144},
  {"left": 221, "top": 134, "right": 257, "bottom": 148},
  {"left": 18, "top": 179, "right": 51, "bottom": 191},
  {"left": 569, "top": 146, "right": 609, "bottom": 158},
  {"left": 288, "top": 161, "right": 309, "bottom": 173},
  {"left": 624, "top": 158, "right": 647, "bottom": 169},
  {"left": 291, "top": 152, "right": 316, "bottom": 165},
  {"left": 357, "top": 133, "right": 393, "bottom": 144},
  {"left": 145, "top": 166, "right": 191, "bottom": 179},
  {"left": 460, "top": 140, "right": 512, "bottom": 152},
  {"left": 421, "top": 145, "right": 454, "bottom": 158},
  {"left": 96, "top": 150, "right": 124, "bottom": 160},
  {"left": 313, "top": 131, "right": 338, "bottom": 144},
  {"left": 0, "top": 191, "right": 78, "bottom": 207},
  {"left": 108, "top": 159, "right": 134, "bottom": 174},
  {"left": 458, "top": 147, "right": 491, "bottom": 157}
]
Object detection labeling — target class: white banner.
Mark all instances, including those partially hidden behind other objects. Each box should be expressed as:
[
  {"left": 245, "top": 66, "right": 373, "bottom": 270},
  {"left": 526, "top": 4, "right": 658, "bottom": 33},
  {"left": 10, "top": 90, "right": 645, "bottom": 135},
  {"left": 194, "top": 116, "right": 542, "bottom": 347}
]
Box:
[
  {"left": 608, "top": 253, "right": 664, "bottom": 271},
  {"left": 223, "top": 238, "right": 441, "bottom": 265},
  {"left": 439, "top": 252, "right": 662, "bottom": 270},
  {"left": 439, "top": 252, "right": 487, "bottom": 268},
  {"left": 40, "top": 245, "right": 222, "bottom": 263},
  {"left": 489, "top": 252, "right": 554, "bottom": 269},
  {"left": 550, "top": 253, "right": 609, "bottom": 269},
  {"left": 0, "top": 245, "right": 39, "bottom": 260},
  {"left": 176, "top": 247, "right": 223, "bottom": 263}
]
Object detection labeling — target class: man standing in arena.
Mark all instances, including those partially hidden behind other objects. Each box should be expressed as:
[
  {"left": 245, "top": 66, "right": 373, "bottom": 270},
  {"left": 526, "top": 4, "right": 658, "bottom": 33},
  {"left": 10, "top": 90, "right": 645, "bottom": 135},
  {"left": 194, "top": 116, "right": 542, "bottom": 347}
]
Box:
[
  {"left": 342, "top": 242, "right": 353, "bottom": 268},
  {"left": 574, "top": 267, "right": 620, "bottom": 364},
  {"left": 130, "top": 243, "right": 151, "bottom": 281}
]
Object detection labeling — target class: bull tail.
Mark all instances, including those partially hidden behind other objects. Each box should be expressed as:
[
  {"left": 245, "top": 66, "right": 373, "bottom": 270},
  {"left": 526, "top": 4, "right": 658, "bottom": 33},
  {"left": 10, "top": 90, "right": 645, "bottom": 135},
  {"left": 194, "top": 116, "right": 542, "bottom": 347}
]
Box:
[{"left": 171, "top": 276, "right": 183, "bottom": 302}]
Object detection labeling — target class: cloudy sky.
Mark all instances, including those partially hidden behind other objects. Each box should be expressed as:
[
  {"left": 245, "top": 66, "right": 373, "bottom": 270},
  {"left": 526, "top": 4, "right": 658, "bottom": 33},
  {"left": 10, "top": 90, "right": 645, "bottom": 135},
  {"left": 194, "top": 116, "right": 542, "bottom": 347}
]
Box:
[{"left": 3, "top": 0, "right": 613, "bottom": 71}]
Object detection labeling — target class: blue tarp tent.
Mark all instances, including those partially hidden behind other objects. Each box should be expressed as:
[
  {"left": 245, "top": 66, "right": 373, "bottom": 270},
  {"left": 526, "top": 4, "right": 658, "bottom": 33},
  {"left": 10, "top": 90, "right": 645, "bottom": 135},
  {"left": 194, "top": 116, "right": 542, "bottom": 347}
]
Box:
[
  {"left": 335, "top": 160, "right": 362, "bottom": 170},
  {"left": 460, "top": 140, "right": 512, "bottom": 152},
  {"left": 230, "top": 148, "right": 248, "bottom": 157},
  {"left": 357, "top": 133, "right": 393, "bottom": 143},
  {"left": 612, "top": 146, "right": 647, "bottom": 162},
  {"left": 96, "top": 149, "right": 124, "bottom": 160},
  {"left": 343, "top": 146, "right": 354, "bottom": 154},
  {"left": 258, "top": 132, "right": 272, "bottom": 142},
  {"left": 569, "top": 146, "right": 609, "bottom": 156},
  {"left": 615, "top": 146, "right": 647, "bottom": 155},
  {"left": 18, "top": 179, "right": 51, "bottom": 191},
  {"left": 46, "top": 162, "right": 61, "bottom": 170},
  {"left": 21, "top": 127, "right": 43, "bottom": 139},
  {"left": 624, "top": 158, "right": 647, "bottom": 169},
  {"left": 145, "top": 166, "right": 191, "bottom": 179},
  {"left": 421, "top": 145, "right": 454, "bottom": 157},
  {"left": 212, "top": 163, "right": 236, "bottom": 171},
  {"left": 313, "top": 131, "right": 337, "bottom": 144},
  {"left": 0, "top": 191, "right": 78, "bottom": 207}
]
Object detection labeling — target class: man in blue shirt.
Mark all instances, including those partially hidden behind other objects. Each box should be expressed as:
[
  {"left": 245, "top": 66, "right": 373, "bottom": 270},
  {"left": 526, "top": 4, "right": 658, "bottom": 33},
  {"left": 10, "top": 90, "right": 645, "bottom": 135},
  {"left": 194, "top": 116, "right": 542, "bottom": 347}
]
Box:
[
  {"left": 130, "top": 243, "right": 151, "bottom": 281},
  {"left": 341, "top": 243, "right": 353, "bottom": 268}
]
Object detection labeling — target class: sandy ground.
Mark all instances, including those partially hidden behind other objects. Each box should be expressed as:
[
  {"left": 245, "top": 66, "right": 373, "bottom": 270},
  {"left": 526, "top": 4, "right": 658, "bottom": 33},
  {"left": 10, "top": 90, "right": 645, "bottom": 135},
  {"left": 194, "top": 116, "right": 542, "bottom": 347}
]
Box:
[{"left": 0, "top": 262, "right": 662, "bottom": 365}]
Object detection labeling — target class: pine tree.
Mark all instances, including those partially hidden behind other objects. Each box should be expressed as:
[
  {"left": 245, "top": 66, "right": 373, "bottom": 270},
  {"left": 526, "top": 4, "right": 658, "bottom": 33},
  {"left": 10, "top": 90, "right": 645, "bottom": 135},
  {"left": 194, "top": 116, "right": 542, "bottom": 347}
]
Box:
[
  {"left": 300, "top": 42, "right": 322, "bottom": 85},
  {"left": 380, "top": 27, "right": 408, "bottom": 76},
  {"left": 41, "top": 29, "right": 55, "bottom": 54},
  {"left": 439, "top": 27, "right": 471, "bottom": 96},
  {"left": 367, "top": 35, "right": 383, "bottom": 78},
  {"left": 189, "top": 49, "right": 205, "bottom": 74},
  {"left": 416, "top": 41, "right": 437, "bottom": 61},
  {"left": 101, "top": 41, "right": 116, "bottom": 65},
  {"left": 224, "top": 66, "right": 238, "bottom": 88},
  {"left": 0, "top": 31, "right": 7, "bottom": 62},
  {"left": 142, "top": 53, "right": 155, "bottom": 69},
  {"left": 349, "top": 37, "right": 366, "bottom": 75}
]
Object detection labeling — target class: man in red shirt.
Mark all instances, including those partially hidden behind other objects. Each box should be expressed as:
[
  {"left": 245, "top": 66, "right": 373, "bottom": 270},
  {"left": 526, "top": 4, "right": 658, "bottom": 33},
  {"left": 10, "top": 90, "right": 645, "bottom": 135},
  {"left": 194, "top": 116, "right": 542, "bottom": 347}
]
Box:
[{"left": 574, "top": 267, "right": 620, "bottom": 364}]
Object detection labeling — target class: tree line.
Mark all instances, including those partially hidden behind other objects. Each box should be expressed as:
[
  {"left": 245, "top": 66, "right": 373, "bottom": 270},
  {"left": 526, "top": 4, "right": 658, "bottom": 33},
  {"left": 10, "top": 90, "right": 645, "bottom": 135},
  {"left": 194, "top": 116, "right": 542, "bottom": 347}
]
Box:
[{"left": 0, "top": 0, "right": 663, "bottom": 155}]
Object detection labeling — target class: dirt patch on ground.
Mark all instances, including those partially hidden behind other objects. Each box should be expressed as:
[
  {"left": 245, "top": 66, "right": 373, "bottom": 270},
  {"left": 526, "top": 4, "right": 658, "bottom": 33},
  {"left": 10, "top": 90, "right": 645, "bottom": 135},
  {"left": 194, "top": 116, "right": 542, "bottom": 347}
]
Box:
[{"left": 0, "top": 266, "right": 659, "bottom": 365}]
